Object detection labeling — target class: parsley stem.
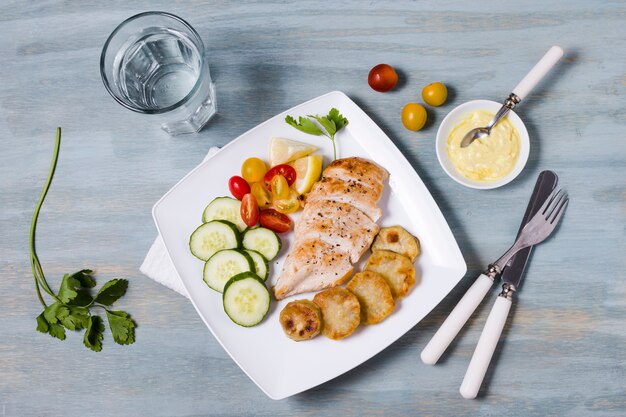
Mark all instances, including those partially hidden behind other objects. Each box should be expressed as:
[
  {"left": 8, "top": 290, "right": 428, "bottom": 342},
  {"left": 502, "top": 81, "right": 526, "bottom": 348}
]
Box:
[
  {"left": 30, "top": 128, "right": 62, "bottom": 306},
  {"left": 33, "top": 278, "right": 46, "bottom": 308},
  {"left": 91, "top": 304, "right": 110, "bottom": 313}
]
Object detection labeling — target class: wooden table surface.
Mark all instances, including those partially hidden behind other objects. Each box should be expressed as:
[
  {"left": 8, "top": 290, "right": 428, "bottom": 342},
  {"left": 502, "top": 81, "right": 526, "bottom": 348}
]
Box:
[{"left": 1, "top": 1, "right": 625, "bottom": 416}]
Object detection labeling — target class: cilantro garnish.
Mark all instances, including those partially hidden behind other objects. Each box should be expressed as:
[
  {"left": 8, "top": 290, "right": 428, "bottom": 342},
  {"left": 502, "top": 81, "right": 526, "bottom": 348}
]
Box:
[
  {"left": 285, "top": 107, "right": 349, "bottom": 160},
  {"left": 31, "top": 128, "right": 135, "bottom": 352}
]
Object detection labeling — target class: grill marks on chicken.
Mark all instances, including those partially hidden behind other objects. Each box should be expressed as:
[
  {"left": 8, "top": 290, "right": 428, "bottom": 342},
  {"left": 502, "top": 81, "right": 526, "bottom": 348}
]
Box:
[{"left": 274, "top": 157, "right": 389, "bottom": 300}]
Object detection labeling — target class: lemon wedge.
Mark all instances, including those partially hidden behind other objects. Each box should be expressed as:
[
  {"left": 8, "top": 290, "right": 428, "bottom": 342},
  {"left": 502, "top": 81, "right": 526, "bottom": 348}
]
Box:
[
  {"left": 269, "top": 137, "right": 318, "bottom": 166},
  {"left": 291, "top": 155, "right": 323, "bottom": 195}
]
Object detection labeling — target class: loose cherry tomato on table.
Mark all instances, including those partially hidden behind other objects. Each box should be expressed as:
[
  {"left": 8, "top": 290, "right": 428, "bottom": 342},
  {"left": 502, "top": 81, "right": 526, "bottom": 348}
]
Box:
[
  {"left": 228, "top": 176, "right": 250, "bottom": 200},
  {"left": 270, "top": 175, "right": 290, "bottom": 200},
  {"left": 368, "top": 64, "right": 398, "bottom": 92},
  {"left": 240, "top": 193, "right": 259, "bottom": 227},
  {"left": 259, "top": 209, "right": 292, "bottom": 233},
  {"left": 241, "top": 157, "right": 267, "bottom": 183},
  {"left": 401, "top": 103, "right": 428, "bottom": 131},
  {"left": 250, "top": 181, "right": 271, "bottom": 208},
  {"left": 264, "top": 164, "right": 296, "bottom": 187},
  {"left": 422, "top": 82, "right": 448, "bottom": 107}
]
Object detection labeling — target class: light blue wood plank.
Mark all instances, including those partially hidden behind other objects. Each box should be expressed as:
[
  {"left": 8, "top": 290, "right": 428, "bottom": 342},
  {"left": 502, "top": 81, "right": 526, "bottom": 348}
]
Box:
[{"left": 0, "top": 1, "right": 624, "bottom": 416}]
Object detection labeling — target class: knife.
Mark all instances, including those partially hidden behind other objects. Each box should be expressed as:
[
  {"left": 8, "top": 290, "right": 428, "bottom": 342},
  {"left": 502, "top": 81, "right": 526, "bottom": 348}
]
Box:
[
  {"left": 500, "top": 170, "right": 558, "bottom": 290},
  {"left": 459, "top": 170, "right": 558, "bottom": 399},
  {"left": 421, "top": 171, "right": 558, "bottom": 366}
]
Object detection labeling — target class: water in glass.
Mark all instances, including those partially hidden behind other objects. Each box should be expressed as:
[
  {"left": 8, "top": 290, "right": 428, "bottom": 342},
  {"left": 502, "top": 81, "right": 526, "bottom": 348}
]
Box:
[{"left": 114, "top": 27, "right": 200, "bottom": 110}]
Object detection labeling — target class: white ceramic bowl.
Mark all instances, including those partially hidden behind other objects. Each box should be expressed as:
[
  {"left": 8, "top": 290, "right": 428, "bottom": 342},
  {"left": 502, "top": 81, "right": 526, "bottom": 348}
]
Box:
[{"left": 435, "top": 99, "right": 530, "bottom": 190}]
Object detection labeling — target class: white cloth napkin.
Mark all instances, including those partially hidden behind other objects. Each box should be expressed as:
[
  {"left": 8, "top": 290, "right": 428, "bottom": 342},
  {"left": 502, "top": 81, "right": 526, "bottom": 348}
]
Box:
[{"left": 139, "top": 147, "right": 221, "bottom": 298}]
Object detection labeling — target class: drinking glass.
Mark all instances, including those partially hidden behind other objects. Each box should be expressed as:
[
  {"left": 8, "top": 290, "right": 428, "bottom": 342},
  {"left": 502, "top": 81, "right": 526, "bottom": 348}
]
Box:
[{"left": 100, "top": 11, "right": 216, "bottom": 135}]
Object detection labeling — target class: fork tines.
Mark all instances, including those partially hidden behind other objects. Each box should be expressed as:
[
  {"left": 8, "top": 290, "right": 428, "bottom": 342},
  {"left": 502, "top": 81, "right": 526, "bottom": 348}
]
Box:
[{"left": 540, "top": 188, "right": 569, "bottom": 224}]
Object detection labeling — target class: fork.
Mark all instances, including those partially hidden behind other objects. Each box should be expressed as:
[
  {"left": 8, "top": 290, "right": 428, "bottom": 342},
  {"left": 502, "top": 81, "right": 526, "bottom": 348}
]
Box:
[{"left": 489, "top": 189, "right": 569, "bottom": 275}]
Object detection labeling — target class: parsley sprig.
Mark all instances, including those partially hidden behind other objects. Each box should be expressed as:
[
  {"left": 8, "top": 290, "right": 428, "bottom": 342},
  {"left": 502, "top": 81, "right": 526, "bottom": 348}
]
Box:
[
  {"left": 32, "top": 128, "right": 135, "bottom": 352},
  {"left": 285, "top": 107, "right": 349, "bottom": 160}
]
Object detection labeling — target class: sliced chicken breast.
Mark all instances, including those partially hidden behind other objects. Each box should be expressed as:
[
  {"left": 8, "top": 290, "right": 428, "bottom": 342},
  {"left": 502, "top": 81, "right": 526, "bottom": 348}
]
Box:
[
  {"left": 274, "top": 157, "right": 389, "bottom": 300},
  {"left": 306, "top": 177, "right": 382, "bottom": 222},
  {"left": 273, "top": 239, "right": 353, "bottom": 300},
  {"left": 295, "top": 200, "right": 379, "bottom": 263},
  {"left": 323, "top": 157, "right": 389, "bottom": 197}
]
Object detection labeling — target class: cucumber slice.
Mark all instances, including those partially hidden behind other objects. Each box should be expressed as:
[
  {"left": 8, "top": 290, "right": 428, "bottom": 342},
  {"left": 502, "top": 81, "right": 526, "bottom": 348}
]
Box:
[
  {"left": 202, "top": 197, "right": 247, "bottom": 232},
  {"left": 245, "top": 249, "right": 269, "bottom": 282},
  {"left": 203, "top": 249, "right": 254, "bottom": 293},
  {"left": 223, "top": 272, "right": 270, "bottom": 327},
  {"left": 189, "top": 220, "right": 240, "bottom": 261},
  {"left": 242, "top": 227, "right": 281, "bottom": 261}
]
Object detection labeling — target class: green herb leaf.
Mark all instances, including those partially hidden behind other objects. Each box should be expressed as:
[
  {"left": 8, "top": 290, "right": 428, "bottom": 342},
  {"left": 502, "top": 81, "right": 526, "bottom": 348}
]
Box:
[
  {"left": 58, "top": 274, "right": 79, "bottom": 303},
  {"left": 106, "top": 310, "right": 136, "bottom": 345},
  {"left": 36, "top": 313, "right": 49, "bottom": 333},
  {"left": 70, "top": 269, "right": 96, "bottom": 288},
  {"left": 59, "top": 306, "right": 90, "bottom": 331},
  {"left": 285, "top": 108, "right": 349, "bottom": 161},
  {"left": 43, "top": 302, "right": 66, "bottom": 324},
  {"left": 309, "top": 115, "right": 337, "bottom": 137},
  {"left": 48, "top": 323, "right": 66, "bottom": 340},
  {"left": 58, "top": 270, "right": 95, "bottom": 306},
  {"left": 83, "top": 316, "right": 105, "bottom": 352},
  {"left": 285, "top": 115, "right": 324, "bottom": 136},
  {"left": 326, "top": 108, "right": 349, "bottom": 131},
  {"left": 94, "top": 279, "right": 128, "bottom": 306}
]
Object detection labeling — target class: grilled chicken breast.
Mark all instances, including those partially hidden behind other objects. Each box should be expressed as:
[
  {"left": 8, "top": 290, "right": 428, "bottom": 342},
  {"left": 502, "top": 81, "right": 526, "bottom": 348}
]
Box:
[
  {"left": 295, "top": 200, "right": 379, "bottom": 263},
  {"left": 274, "top": 157, "right": 389, "bottom": 300},
  {"left": 305, "top": 177, "right": 383, "bottom": 222},
  {"left": 323, "top": 157, "right": 387, "bottom": 197},
  {"left": 273, "top": 239, "right": 354, "bottom": 300}
]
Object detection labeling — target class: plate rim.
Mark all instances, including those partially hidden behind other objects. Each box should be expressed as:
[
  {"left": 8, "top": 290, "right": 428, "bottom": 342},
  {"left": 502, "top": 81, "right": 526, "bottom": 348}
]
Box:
[{"left": 152, "top": 90, "right": 467, "bottom": 400}]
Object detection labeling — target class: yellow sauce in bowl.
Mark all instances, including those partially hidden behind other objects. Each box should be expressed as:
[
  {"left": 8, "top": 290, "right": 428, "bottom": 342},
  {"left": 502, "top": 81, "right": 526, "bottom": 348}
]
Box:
[{"left": 446, "top": 110, "right": 521, "bottom": 182}]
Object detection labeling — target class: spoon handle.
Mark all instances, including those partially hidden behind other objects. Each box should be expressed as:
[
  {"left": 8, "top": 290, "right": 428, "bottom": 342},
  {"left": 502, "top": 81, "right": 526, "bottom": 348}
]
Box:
[{"left": 512, "top": 46, "right": 563, "bottom": 100}]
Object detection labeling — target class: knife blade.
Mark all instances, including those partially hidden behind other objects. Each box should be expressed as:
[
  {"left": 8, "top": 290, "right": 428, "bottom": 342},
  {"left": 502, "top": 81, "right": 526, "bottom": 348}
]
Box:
[{"left": 501, "top": 170, "right": 558, "bottom": 289}]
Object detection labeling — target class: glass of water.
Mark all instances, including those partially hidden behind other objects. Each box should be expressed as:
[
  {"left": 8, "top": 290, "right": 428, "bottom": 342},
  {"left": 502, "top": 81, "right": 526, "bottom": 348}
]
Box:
[{"left": 100, "top": 11, "right": 216, "bottom": 135}]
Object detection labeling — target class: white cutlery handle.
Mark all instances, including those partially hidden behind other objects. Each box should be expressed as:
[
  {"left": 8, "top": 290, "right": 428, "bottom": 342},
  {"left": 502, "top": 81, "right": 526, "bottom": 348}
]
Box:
[
  {"left": 460, "top": 295, "right": 512, "bottom": 399},
  {"left": 512, "top": 46, "right": 563, "bottom": 100},
  {"left": 421, "top": 274, "right": 494, "bottom": 365}
]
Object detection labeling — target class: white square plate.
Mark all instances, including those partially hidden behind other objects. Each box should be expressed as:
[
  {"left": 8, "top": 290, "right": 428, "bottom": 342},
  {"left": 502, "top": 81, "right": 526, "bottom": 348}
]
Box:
[{"left": 153, "top": 91, "right": 466, "bottom": 400}]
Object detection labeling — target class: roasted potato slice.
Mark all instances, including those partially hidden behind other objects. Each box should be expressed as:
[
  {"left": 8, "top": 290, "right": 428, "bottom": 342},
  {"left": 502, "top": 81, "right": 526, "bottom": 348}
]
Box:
[
  {"left": 279, "top": 300, "right": 322, "bottom": 341},
  {"left": 365, "top": 250, "right": 416, "bottom": 299},
  {"left": 346, "top": 271, "right": 395, "bottom": 324},
  {"left": 313, "top": 287, "right": 360, "bottom": 340},
  {"left": 371, "top": 226, "right": 420, "bottom": 262}
]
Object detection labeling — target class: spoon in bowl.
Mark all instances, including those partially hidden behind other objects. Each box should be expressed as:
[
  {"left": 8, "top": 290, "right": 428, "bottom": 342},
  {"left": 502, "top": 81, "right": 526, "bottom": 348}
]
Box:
[{"left": 460, "top": 46, "right": 564, "bottom": 148}]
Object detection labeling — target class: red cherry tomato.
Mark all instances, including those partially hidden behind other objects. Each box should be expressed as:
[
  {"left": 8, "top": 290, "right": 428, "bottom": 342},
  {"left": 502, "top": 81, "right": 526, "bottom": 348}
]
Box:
[
  {"left": 259, "top": 209, "right": 292, "bottom": 233},
  {"left": 240, "top": 194, "right": 259, "bottom": 227},
  {"left": 228, "top": 176, "right": 251, "bottom": 200},
  {"left": 264, "top": 164, "right": 296, "bottom": 186},
  {"left": 368, "top": 64, "right": 398, "bottom": 92}
]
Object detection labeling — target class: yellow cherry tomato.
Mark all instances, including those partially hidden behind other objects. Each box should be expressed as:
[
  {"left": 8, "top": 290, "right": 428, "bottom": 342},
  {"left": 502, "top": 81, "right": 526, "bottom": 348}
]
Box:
[
  {"left": 241, "top": 157, "right": 267, "bottom": 183},
  {"left": 422, "top": 82, "right": 448, "bottom": 107},
  {"left": 273, "top": 189, "right": 300, "bottom": 214},
  {"left": 401, "top": 103, "right": 427, "bottom": 131},
  {"left": 250, "top": 181, "right": 271, "bottom": 208},
  {"left": 271, "top": 175, "right": 290, "bottom": 200}
]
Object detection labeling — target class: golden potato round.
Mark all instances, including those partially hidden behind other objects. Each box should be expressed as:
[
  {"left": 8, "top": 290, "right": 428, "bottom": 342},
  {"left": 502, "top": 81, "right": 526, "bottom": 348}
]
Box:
[
  {"left": 365, "top": 250, "right": 416, "bottom": 299},
  {"left": 313, "top": 287, "right": 360, "bottom": 340},
  {"left": 371, "top": 225, "right": 420, "bottom": 262},
  {"left": 346, "top": 271, "right": 395, "bottom": 325},
  {"left": 279, "top": 300, "right": 322, "bottom": 341}
]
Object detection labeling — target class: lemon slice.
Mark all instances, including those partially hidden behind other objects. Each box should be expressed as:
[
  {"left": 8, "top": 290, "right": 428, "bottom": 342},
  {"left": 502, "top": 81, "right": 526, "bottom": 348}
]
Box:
[
  {"left": 269, "top": 137, "right": 317, "bottom": 166},
  {"left": 291, "top": 155, "right": 323, "bottom": 195}
]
